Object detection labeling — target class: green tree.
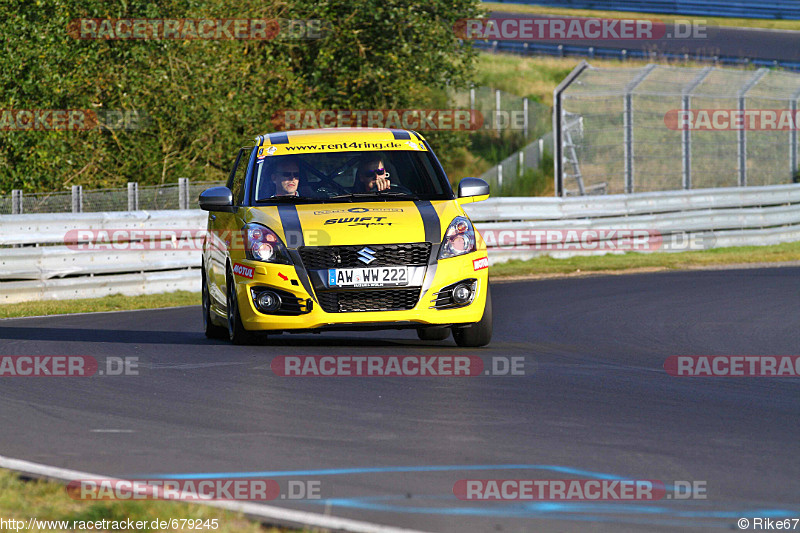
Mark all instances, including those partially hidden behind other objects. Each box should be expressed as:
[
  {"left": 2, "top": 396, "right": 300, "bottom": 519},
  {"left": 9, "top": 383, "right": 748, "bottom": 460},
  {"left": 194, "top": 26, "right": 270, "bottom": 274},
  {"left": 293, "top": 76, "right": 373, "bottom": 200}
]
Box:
[{"left": 0, "top": 0, "right": 481, "bottom": 194}]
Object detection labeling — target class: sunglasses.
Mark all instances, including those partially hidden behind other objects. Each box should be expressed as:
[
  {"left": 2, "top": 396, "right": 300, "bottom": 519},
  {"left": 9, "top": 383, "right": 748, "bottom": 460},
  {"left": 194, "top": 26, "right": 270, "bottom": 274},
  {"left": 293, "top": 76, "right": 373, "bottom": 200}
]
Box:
[
  {"left": 276, "top": 171, "right": 300, "bottom": 179},
  {"left": 362, "top": 168, "right": 386, "bottom": 177}
]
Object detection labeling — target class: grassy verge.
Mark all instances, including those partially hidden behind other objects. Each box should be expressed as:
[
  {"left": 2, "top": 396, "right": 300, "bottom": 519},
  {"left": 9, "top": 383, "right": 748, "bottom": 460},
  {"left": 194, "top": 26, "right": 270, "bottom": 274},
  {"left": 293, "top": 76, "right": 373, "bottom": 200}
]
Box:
[
  {"left": 483, "top": 2, "right": 800, "bottom": 31},
  {"left": 0, "top": 469, "right": 296, "bottom": 532},
  {"left": 473, "top": 52, "right": 704, "bottom": 106},
  {"left": 0, "top": 291, "right": 200, "bottom": 319},
  {"left": 490, "top": 241, "right": 800, "bottom": 278}
]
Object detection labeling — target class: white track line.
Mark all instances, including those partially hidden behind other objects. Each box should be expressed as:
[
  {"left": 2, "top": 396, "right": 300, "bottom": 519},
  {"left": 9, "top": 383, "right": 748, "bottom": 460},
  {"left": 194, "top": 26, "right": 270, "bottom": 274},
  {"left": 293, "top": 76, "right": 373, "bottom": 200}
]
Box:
[{"left": 0, "top": 454, "right": 430, "bottom": 533}]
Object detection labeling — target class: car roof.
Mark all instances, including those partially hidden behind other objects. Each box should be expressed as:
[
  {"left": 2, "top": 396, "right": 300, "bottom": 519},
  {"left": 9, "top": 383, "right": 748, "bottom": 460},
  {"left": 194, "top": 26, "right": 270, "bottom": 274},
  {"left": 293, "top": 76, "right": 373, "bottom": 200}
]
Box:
[{"left": 254, "top": 128, "right": 426, "bottom": 147}]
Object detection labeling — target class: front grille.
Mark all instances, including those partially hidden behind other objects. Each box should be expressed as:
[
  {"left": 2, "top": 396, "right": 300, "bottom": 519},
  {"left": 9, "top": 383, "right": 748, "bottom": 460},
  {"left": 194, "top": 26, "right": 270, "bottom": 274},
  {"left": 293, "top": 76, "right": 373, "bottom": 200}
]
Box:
[
  {"left": 299, "top": 243, "right": 431, "bottom": 269},
  {"left": 317, "top": 288, "right": 421, "bottom": 313}
]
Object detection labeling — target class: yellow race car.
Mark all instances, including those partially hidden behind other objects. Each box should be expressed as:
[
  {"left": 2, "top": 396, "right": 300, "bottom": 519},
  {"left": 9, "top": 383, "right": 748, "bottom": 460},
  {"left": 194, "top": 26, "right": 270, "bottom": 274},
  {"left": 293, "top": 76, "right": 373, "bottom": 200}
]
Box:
[{"left": 199, "top": 128, "right": 492, "bottom": 346}]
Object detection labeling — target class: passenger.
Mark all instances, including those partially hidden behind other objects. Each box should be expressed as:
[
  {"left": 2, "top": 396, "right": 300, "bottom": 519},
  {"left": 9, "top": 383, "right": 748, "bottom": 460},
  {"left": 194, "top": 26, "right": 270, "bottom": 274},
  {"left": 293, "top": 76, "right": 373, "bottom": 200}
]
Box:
[{"left": 355, "top": 156, "right": 391, "bottom": 192}]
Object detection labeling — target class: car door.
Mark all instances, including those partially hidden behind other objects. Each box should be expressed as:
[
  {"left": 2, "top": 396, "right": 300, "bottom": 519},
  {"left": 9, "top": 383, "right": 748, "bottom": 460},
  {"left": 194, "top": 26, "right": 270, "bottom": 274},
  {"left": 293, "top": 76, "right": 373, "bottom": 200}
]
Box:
[{"left": 208, "top": 147, "right": 250, "bottom": 310}]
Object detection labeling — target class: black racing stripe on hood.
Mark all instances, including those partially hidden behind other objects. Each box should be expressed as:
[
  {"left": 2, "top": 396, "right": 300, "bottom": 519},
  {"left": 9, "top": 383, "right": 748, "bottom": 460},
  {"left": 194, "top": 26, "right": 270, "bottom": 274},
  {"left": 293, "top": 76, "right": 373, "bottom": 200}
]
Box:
[
  {"left": 414, "top": 200, "right": 441, "bottom": 245},
  {"left": 276, "top": 205, "right": 317, "bottom": 302}
]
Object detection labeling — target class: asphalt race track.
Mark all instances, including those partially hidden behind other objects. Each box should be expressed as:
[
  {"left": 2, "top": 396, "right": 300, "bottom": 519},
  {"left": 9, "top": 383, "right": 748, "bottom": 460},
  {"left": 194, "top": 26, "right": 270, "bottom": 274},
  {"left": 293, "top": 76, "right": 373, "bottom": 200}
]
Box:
[
  {"left": 489, "top": 11, "right": 800, "bottom": 63},
  {"left": 1, "top": 267, "right": 799, "bottom": 532}
]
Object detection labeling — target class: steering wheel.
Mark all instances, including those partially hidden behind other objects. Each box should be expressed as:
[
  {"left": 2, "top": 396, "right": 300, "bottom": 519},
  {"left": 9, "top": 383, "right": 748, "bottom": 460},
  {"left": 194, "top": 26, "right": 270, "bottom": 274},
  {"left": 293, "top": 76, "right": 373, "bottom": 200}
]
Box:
[{"left": 385, "top": 182, "right": 415, "bottom": 195}]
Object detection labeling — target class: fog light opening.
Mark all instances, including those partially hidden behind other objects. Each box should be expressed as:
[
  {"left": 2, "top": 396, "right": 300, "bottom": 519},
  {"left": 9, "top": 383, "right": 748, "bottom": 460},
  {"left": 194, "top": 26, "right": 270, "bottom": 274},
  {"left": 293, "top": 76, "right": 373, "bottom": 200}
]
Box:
[
  {"left": 452, "top": 283, "right": 473, "bottom": 305},
  {"left": 257, "top": 291, "right": 282, "bottom": 312}
]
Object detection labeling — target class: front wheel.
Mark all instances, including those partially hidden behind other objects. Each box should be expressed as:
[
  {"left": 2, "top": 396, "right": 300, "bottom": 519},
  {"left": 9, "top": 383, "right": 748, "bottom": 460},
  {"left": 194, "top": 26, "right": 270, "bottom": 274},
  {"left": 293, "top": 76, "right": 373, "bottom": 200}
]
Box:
[
  {"left": 227, "top": 272, "right": 257, "bottom": 345},
  {"left": 452, "top": 284, "right": 493, "bottom": 347}
]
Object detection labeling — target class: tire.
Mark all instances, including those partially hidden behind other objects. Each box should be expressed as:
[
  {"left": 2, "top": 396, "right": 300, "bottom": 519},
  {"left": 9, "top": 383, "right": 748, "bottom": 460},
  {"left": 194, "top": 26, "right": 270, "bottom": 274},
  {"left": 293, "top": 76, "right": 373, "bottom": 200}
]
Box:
[
  {"left": 452, "top": 284, "right": 493, "bottom": 347},
  {"left": 416, "top": 326, "right": 450, "bottom": 341},
  {"left": 226, "top": 270, "right": 258, "bottom": 345},
  {"left": 202, "top": 268, "right": 228, "bottom": 340}
]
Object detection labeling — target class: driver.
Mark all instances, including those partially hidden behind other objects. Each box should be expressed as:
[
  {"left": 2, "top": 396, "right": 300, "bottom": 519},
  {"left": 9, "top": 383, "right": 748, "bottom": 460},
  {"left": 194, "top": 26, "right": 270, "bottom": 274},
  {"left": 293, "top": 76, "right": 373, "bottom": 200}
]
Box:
[
  {"left": 271, "top": 158, "right": 301, "bottom": 196},
  {"left": 355, "top": 156, "right": 391, "bottom": 192}
]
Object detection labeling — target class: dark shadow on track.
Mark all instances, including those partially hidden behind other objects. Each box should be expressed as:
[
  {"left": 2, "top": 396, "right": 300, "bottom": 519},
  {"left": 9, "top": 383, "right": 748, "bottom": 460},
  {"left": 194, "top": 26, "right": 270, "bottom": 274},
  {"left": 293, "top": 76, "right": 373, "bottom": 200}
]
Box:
[{"left": 0, "top": 326, "right": 466, "bottom": 348}]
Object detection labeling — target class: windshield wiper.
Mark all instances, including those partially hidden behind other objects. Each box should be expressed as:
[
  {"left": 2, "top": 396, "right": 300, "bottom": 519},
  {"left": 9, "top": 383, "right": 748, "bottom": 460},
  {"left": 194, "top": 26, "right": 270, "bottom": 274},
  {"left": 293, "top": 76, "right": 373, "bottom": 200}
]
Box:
[
  {"left": 374, "top": 190, "right": 418, "bottom": 199},
  {"left": 328, "top": 191, "right": 418, "bottom": 201}
]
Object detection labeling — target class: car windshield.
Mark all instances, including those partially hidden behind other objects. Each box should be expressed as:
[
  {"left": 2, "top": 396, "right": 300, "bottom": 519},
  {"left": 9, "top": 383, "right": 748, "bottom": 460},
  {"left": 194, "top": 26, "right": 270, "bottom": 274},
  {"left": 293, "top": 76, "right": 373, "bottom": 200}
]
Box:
[{"left": 251, "top": 150, "right": 452, "bottom": 203}]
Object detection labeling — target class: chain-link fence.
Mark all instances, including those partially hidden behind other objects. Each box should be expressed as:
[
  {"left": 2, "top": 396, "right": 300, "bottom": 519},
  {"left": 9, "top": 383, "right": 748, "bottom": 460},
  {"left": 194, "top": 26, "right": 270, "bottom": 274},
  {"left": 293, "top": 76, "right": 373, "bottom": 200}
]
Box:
[
  {"left": 452, "top": 87, "right": 550, "bottom": 139},
  {"left": 0, "top": 180, "right": 224, "bottom": 214},
  {"left": 555, "top": 62, "right": 800, "bottom": 196},
  {"left": 480, "top": 131, "right": 552, "bottom": 190}
]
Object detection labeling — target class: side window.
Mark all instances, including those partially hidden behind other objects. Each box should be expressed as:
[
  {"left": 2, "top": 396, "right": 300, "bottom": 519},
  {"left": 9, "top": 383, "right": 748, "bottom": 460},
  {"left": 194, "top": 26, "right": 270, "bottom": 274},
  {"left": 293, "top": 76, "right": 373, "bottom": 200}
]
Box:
[{"left": 227, "top": 148, "right": 250, "bottom": 205}]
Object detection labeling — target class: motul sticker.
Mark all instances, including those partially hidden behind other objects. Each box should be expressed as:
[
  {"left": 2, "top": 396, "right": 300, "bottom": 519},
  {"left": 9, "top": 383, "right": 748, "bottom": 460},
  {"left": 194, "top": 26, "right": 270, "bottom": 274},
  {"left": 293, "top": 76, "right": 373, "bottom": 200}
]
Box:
[
  {"left": 472, "top": 257, "right": 489, "bottom": 271},
  {"left": 232, "top": 263, "right": 254, "bottom": 279}
]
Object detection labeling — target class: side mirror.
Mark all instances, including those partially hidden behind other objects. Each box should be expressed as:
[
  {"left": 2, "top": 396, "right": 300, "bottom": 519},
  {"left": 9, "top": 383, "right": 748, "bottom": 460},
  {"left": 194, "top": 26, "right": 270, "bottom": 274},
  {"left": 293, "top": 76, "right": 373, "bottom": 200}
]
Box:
[
  {"left": 457, "top": 177, "right": 490, "bottom": 204},
  {"left": 199, "top": 187, "right": 236, "bottom": 212}
]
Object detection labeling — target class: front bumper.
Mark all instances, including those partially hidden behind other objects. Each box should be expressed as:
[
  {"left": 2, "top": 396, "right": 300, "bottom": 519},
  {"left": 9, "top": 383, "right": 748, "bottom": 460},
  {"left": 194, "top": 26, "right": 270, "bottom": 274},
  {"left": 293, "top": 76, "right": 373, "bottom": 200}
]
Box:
[{"left": 232, "top": 252, "right": 489, "bottom": 332}]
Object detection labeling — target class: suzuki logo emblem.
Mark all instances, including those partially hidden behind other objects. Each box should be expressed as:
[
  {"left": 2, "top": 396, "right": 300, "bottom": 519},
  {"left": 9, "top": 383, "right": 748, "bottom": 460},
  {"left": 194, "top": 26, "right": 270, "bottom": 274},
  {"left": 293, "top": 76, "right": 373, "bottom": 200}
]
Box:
[{"left": 357, "top": 247, "right": 376, "bottom": 265}]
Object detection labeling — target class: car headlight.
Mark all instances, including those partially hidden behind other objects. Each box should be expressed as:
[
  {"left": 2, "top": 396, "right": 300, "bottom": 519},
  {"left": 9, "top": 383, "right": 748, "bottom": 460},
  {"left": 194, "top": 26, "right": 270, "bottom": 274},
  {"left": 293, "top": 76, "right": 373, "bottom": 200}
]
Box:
[
  {"left": 438, "top": 216, "right": 476, "bottom": 259},
  {"left": 243, "top": 223, "right": 292, "bottom": 264}
]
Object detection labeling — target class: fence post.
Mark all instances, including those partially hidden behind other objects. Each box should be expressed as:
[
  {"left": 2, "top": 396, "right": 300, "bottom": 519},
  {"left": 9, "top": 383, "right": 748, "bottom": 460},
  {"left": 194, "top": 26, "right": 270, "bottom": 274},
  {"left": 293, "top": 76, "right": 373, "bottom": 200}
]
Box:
[
  {"left": 11, "top": 189, "right": 22, "bottom": 214},
  {"left": 553, "top": 61, "right": 589, "bottom": 197},
  {"left": 495, "top": 89, "right": 501, "bottom": 132},
  {"left": 682, "top": 67, "right": 713, "bottom": 190},
  {"left": 71, "top": 185, "right": 83, "bottom": 213},
  {"left": 518, "top": 151, "right": 524, "bottom": 178},
  {"left": 469, "top": 87, "right": 475, "bottom": 113},
  {"left": 738, "top": 69, "right": 768, "bottom": 187},
  {"left": 497, "top": 163, "right": 503, "bottom": 189},
  {"left": 522, "top": 97, "right": 529, "bottom": 138},
  {"left": 623, "top": 65, "right": 656, "bottom": 194},
  {"left": 178, "top": 178, "right": 189, "bottom": 209},
  {"left": 792, "top": 96, "right": 800, "bottom": 180},
  {"left": 127, "top": 182, "right": 139, "bottom": 211}
]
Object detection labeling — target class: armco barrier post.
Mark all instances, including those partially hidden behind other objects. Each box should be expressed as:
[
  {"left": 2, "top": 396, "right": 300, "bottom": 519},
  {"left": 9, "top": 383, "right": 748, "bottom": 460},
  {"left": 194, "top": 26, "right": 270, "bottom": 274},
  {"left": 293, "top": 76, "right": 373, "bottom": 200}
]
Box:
[
  {"left": 128, "top": 182, "right": 139, "bottom": 211},
  {"left": 11, "top": 190, "right": 22, "bottom": 214},
  {"left": 178, "top": 178, "right": 189, "bottom": 210},
  {"left": 71, "top": 185, "right": 83, "bottom": 213}
]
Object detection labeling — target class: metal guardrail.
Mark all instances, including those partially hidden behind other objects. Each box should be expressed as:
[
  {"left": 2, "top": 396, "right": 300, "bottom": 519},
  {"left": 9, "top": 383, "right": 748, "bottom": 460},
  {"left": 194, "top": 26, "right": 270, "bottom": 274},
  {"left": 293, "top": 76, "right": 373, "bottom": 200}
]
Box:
[
  {"left": 463, "top": 183, "right": 800, "bottom": 263},
  {"left": 1, "top": 184, "right": 798, "bottom": 303},
  {"left": 487, "top": 0, "right": 800, "bottom": 20},
  {"left": 0, "top": 210, "right": 206, "bottom": 304},
  {"left": 474, "top": 41, "right": 800, "bottom": 73}
]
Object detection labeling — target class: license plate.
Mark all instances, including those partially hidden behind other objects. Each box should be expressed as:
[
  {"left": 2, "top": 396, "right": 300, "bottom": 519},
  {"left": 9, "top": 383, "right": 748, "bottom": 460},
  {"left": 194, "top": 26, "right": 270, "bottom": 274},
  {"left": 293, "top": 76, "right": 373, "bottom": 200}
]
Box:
[{"left": 328, "top": 267, "right": 408, "bottom": 288}]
